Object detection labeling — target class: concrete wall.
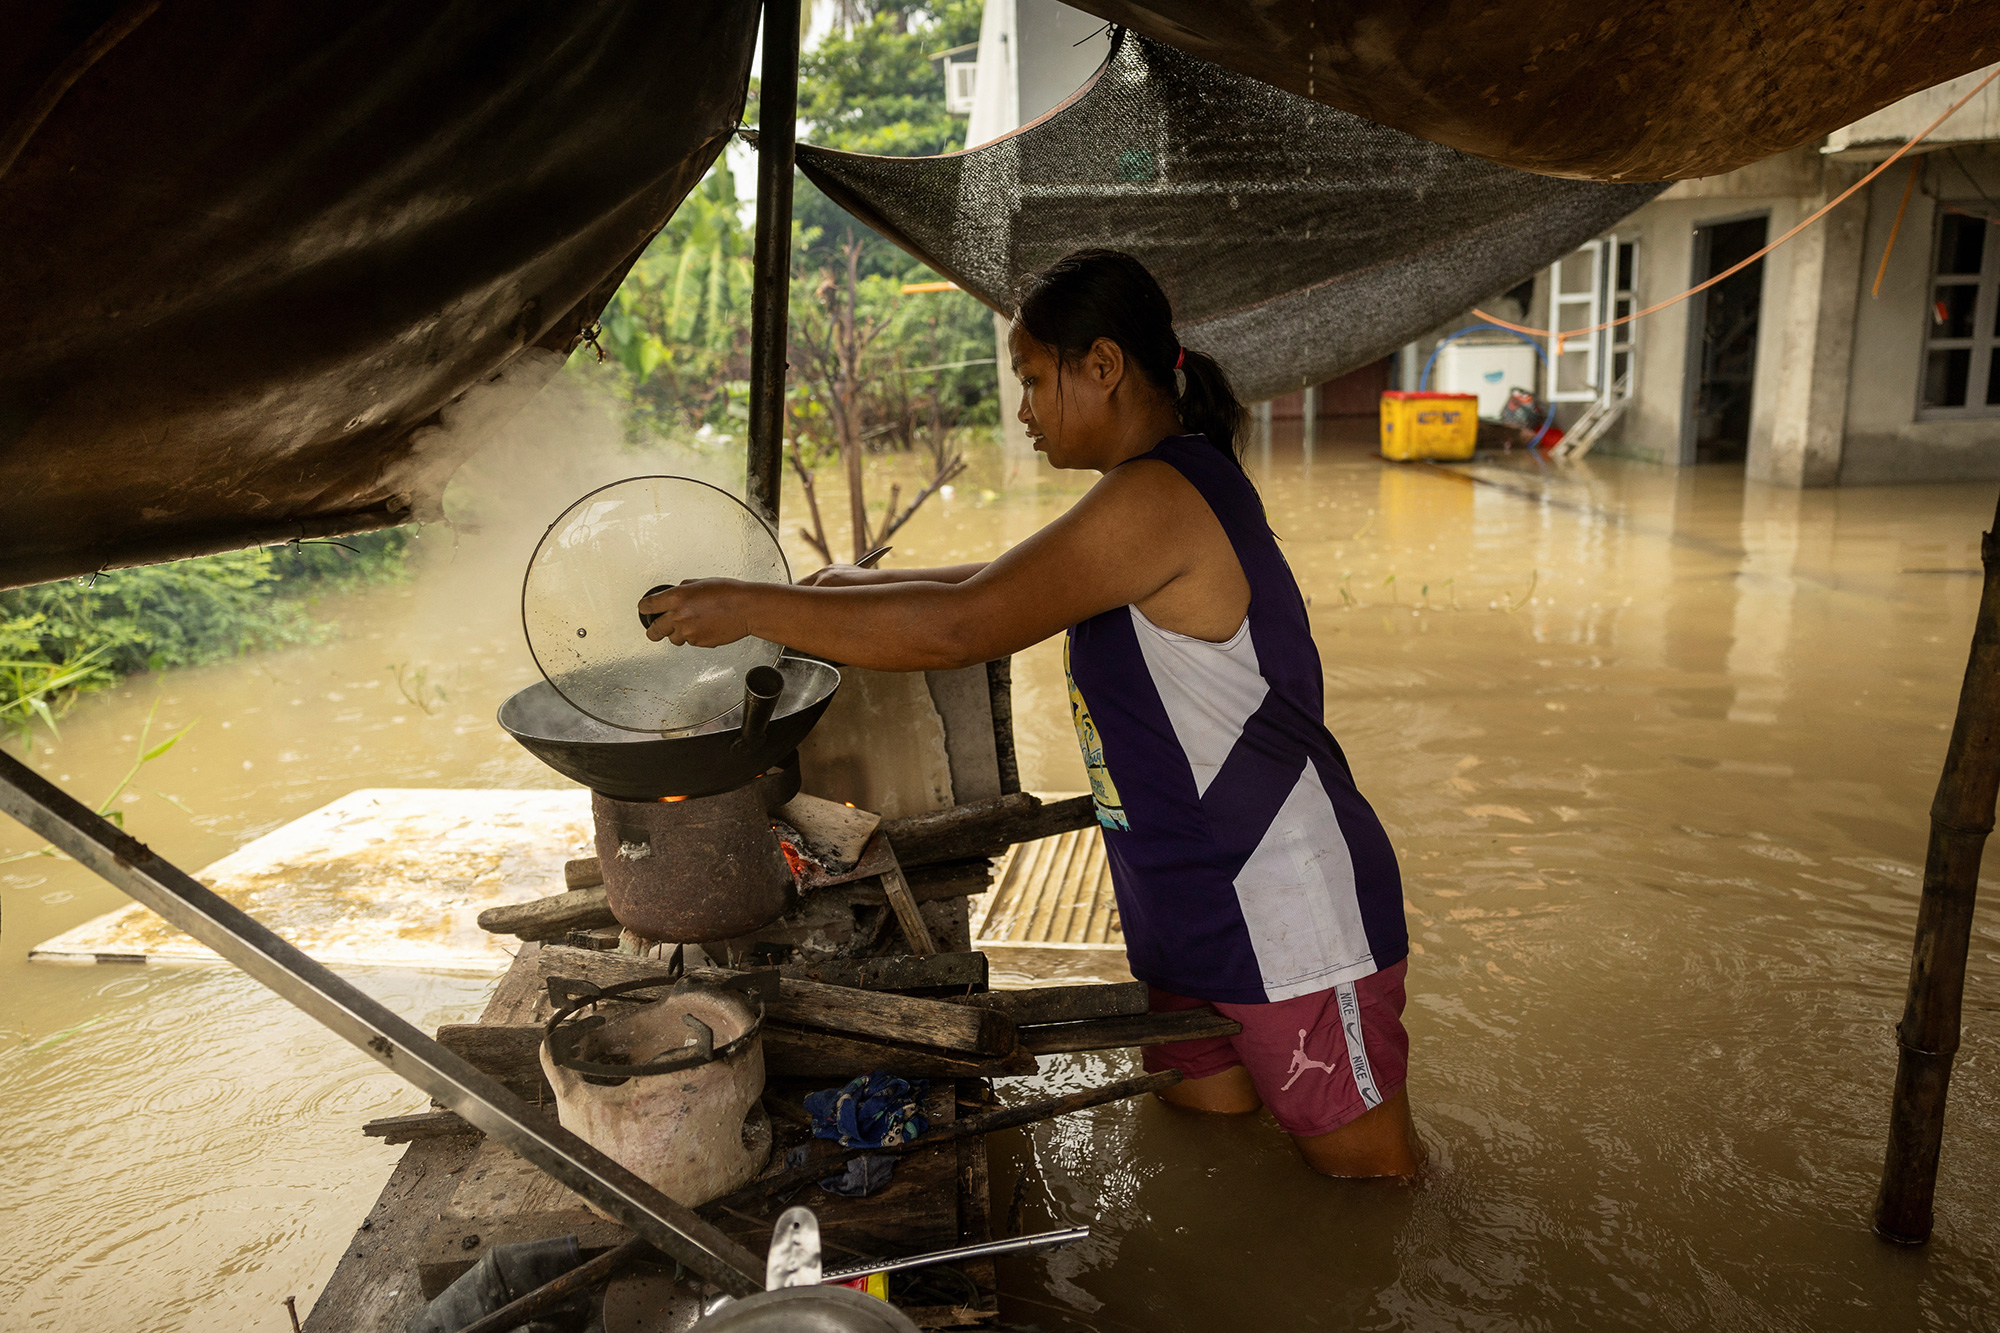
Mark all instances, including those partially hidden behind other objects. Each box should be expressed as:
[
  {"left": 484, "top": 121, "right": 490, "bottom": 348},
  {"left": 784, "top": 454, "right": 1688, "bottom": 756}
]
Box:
[
  {"left": 1594, "top": 151, "right": 1831, "bottom": 469},
  {"left": 1592, "top": 142, "right": 2000, "bottom": 486},
  {"left": 1826, "top": 64, "right": 2000, "bottom": 160},
  {"left": 1840, "top": 144, "right": 2000, "bottom": 484}
]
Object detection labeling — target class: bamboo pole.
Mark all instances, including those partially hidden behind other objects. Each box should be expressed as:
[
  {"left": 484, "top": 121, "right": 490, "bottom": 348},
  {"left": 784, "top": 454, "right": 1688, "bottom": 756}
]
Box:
[{"left": 1874, "top": 488, "right": 2000, "bottom": 1243}]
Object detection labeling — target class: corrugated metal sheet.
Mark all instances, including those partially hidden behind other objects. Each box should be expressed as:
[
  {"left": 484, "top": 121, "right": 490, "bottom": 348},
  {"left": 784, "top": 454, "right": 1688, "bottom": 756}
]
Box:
[{"left": 974, "top": 818, "right": 1122, "bottom": 949}]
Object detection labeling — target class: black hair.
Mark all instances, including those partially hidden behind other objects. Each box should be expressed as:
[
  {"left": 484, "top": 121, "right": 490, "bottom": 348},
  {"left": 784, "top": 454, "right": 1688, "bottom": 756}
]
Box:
[{"left": 1013, "top": 248, "right": 1247, "bottom": 470}]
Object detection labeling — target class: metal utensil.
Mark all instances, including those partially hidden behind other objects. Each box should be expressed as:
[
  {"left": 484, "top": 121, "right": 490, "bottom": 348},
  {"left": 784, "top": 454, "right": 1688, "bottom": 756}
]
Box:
[{"left": 818, "top": 1227, "right": 1090, "bottom": 1284}]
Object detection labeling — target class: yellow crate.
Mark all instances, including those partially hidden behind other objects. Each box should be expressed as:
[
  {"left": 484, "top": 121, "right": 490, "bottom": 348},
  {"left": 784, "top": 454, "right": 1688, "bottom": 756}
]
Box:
[{"left": 1379, "top": 391, "right": 1478, "bottom": 461}]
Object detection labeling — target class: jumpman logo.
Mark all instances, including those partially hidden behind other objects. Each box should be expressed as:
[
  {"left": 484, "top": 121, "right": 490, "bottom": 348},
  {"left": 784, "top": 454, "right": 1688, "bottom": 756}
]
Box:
[{"left": 1282, "top": 1027, "right": 1339, "bottom": 1091}]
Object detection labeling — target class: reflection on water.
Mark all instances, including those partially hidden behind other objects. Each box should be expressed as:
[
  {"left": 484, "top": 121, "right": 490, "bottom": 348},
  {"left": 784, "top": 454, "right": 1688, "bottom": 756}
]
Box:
[{"left": 2, "top": 405, "right": 1998, "bottom": 1329}]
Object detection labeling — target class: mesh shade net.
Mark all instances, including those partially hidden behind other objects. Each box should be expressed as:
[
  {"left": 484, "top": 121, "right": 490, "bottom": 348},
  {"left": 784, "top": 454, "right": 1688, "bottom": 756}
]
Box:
[{"left": 797, "top": 31, "right": 1666, "bottom": 403}]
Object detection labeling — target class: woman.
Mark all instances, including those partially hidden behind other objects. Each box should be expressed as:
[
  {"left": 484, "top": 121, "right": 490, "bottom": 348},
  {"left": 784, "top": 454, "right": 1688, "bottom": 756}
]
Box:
[{"left": 643, "top": 249, "right": 1420, "bottom": 1178}]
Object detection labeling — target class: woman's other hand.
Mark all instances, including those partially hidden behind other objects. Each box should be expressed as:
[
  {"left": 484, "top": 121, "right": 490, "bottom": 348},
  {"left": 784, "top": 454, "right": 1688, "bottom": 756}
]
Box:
[
  {"left": 799, "top": 563, "right": 875, "bottom": 588},
  {"left": 639, "top": 579, "right": 753, "bottom": 646}
]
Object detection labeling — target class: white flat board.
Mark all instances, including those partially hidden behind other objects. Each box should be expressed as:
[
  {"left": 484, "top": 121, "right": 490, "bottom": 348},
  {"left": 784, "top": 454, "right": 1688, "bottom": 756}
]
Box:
[{"left": 28, "top": 788, "right": 590, "bottom": 972}]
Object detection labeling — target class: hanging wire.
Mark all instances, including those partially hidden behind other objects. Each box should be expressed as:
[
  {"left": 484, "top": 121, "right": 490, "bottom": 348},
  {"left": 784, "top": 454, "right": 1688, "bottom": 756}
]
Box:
[{"left": 1474, "top": 64, "right": 2000, "bottom": 352}]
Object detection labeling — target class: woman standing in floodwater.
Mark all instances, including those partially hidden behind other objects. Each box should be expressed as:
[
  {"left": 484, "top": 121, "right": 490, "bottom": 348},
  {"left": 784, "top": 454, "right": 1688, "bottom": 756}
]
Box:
[{"left": 643, "top": 248, "right": 1421, "bottom": 1178}]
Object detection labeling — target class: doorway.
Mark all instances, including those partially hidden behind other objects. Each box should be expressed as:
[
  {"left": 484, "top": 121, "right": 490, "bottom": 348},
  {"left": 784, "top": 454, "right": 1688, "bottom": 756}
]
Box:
[{"left": 1682, "top": 216, "right": 1768, "bottom": 464}]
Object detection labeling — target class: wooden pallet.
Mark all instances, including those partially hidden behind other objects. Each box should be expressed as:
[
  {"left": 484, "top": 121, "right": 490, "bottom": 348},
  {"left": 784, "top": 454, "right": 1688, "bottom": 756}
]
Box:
[{"left": 303, "top": 942, "right": 997, "bottom": 1332}]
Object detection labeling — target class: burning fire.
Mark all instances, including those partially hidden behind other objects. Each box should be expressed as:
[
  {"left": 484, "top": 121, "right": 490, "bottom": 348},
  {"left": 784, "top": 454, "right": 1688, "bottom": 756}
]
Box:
[{"left": 654, "top": 795, "right": 689, "bottom": 803}]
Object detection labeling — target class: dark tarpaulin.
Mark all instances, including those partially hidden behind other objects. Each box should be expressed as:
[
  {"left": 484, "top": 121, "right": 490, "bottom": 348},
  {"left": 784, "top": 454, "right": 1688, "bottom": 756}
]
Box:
[
  {"left": 1060, "top": 0, "right": 2000, "bottom": 182},
  {"left": 797, "top": 32, "right": 1663, "bottom": 405},
  {"left": 0, "top": 1, "right": 760, "bottom": 590}
]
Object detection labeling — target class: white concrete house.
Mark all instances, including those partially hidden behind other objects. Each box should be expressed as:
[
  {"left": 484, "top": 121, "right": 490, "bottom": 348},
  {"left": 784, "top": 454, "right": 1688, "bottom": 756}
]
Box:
[{"left": 1507, "top": 66, "right": 2000, "bottom": 487}]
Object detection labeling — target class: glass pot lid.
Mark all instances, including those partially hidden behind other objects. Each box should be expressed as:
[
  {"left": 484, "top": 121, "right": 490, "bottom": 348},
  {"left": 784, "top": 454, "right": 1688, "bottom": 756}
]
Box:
[{"left": 521, "top": 475, "right": 789, "bottom": 734}]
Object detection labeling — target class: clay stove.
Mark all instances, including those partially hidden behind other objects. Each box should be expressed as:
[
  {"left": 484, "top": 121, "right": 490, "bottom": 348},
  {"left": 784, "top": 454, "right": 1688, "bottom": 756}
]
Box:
[
  {"left": 499, "top": 655, "right": 842, "bottom": 945},
  {"left": 593, "top": 777, "right": 795, "bottom": 942}
]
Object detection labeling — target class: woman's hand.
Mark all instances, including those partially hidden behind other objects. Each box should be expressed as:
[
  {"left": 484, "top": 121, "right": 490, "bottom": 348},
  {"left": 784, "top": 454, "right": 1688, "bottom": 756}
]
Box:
[
  {"left": 638, "top": 579, "right": 754, "bottom": 646},
  {"left": 799, "top": 563, "right": 876, "bottom": 588}
]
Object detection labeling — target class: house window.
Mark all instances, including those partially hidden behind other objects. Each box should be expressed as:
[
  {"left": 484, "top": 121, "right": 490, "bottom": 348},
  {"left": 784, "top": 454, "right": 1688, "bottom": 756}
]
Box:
[{"left": 1920, "top": 210, "right": 2000, "bottom": 417}]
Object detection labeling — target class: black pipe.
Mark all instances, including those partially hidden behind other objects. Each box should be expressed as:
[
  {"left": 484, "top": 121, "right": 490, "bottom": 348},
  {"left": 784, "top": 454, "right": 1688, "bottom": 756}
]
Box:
[
  {"left": 736, "top": 664, "right": 785, "bottom": 751},
  {"left": 746, "top": 0, "right": 801, "bottom": 526}
]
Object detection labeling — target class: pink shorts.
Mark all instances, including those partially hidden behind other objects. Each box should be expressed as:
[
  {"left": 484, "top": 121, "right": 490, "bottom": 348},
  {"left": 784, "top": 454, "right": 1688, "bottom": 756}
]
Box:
[{"left": 1142, "top": 959, "right": 1411, "bottom": 1138}]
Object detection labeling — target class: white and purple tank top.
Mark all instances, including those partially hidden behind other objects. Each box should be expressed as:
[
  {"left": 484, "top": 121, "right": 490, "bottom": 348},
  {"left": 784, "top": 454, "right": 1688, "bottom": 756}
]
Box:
[{"left": 1064, "top": 434, "right": 1407, "bottom": 1005}]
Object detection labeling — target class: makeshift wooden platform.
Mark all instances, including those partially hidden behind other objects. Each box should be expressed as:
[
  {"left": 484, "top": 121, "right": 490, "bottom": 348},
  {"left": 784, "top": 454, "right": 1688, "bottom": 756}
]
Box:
[{"left": 302, "top": 942, "right": 1000, "bottom": 1332}]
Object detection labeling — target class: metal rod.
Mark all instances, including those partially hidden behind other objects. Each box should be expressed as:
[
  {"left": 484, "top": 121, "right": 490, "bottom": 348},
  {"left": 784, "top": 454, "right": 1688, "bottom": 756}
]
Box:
[
  {"left": 707, "top": 1068, "right": 1180, "bottom": 1211},
  {"left": 1874, "top": 488, "right": 2000, "bottom": 1244},
  {"left": 746, "top": 0, "right": 801, "bottom": 525},
  {"left": 0, "top": 748, "right": 765, "bottom": 1296},
  {"left": 453, "top": 1236, "right": 653, "bottom": 1333},
  {"left": 820, "top": 1228, "right": 1090, "bottom": 1283}
]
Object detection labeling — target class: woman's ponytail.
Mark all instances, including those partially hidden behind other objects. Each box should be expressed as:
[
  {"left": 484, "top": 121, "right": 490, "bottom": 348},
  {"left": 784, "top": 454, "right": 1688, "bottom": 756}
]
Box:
[
  {"left": 1014, "top": 248, "right": 1251, "bottom": 473},
  {"left": 1174, "top": 346, "right": 1245, "bottom": 465}
]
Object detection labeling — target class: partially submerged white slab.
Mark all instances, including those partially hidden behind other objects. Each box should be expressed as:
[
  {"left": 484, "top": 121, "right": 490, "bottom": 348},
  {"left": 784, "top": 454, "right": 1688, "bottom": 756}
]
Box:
[{"left": 29, "top": 788, "right": 591, "bottom": 971}]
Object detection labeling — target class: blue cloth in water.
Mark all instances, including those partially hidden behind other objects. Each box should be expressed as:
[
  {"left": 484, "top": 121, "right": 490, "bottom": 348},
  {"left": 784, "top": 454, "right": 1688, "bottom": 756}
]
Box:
[{"left": 804, "top": 1072, "right": 930, "bottom": 1147}]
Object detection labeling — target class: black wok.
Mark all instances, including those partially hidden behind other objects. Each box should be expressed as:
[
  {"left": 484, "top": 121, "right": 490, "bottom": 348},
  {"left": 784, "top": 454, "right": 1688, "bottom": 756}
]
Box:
[{"left": 499, "top": 656, "right": 840, "bottom": 800}]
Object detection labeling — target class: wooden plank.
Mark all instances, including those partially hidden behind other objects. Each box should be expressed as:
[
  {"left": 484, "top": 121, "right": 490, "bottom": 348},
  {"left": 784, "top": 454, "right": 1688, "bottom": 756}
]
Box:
[
  {"left": 483, "top": 941, "right": 548, "bottom": 1024},
  {"left": 779, "top": 951, "right": 986, "bottom": 992},
  {"left": 534, "top": 948, "right": 1013, "bottom": 1055},
  {"left": 761, "top": 1024, "right": 1038, "bottom": 1079},
  {"left": 878, "top": 792, "right": 1096, "bottom": 867},
  {"left": 878, "top": 839, "right": 940, "bottom": 956},
  {"left": 417, "top": 1208, "right": 629, "bottom": 1300},
  {"left": 538, "top": 943, "right": 987, "bottom": 994},
  {"left": 476, "top": 885, "right": 615, "bottom": 941},
  {"left": 954, "top": 1077, "right": 999, "bottom": 1318},
  {"left": 1018, "top": 1009, "right": 1240, "bottom": 1055},
  {"left": 432, "top": 1019, "right": 1036, "bottom": 1087},
  {"left": 956, "top": 981, "right": 1148, "bottom": 1027},
  {"left": 985, "top": 658, "right": 1020, "bottom": 797},
  {"left": 435, "top": 1023, "right": 550, "bottom": 1103},
  {"left": 361, "top": 1110, "right": 481, "bottom": 1144},
  {"left": 694, "top": 968, "right": 1012, "bottom": 1055},
  {"left": 301, "top": 1132, "right": 481, "bottom": 1331},
  {"left": 850, "top": 858, "right": 994, "bottom": 905}
]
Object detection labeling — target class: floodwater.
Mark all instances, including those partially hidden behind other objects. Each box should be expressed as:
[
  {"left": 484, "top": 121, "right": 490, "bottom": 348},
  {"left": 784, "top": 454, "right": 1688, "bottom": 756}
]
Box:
[{"left": 2, "top": 392, "right": 1997, "bottom": 1331}]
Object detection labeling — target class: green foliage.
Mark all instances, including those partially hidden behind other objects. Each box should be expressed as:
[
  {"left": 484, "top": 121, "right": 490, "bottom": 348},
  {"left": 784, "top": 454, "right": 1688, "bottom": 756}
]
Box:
[
  {"left": 589, "top": 0, "right": 997, "bottom": 441},
  {"left": 0, "top": 528, "right": 412, "bottom": 743},
  {"left": 596, "top": 165, "right": 758, "bottom": 438},
  {"left": 792, "top": 0, "right": 982, "bottom": 277}
]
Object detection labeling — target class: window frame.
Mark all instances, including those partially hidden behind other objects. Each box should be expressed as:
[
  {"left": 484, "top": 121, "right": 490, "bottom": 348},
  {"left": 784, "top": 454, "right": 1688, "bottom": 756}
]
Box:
[{"left": 1916, "top": 203, "right": 2000, "bottom": 422}]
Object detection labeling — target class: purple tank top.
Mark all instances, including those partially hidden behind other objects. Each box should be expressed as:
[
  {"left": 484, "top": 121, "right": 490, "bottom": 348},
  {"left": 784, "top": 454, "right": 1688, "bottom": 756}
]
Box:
[{"left": 1063, "top": 435, "right": 1406, "bottom": 1004}]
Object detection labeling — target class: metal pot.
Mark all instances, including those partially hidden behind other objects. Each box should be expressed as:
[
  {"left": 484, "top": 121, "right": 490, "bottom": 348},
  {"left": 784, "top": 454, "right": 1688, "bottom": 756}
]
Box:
[
  {"left": 498, "top": 656, "right": 839, "bottom": 800},
  {"left": 694, "top": 1286, "right": 921, "bottom": 1332}
]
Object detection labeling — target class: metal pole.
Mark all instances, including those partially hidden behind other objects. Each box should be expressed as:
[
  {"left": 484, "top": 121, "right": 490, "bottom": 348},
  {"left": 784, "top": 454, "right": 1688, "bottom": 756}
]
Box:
[
  {"left": 746, "top": 0, "right": 801, "bottom": 525},
  {"left": 819, "top": 1228, "right": 1091, "bottom": 1283},
  {"left": 0, "top": 748, "right": 765, "bottom": 1296},
  {"left": 1874, "top": 488, "right": 2000, "bottom": 1243}
]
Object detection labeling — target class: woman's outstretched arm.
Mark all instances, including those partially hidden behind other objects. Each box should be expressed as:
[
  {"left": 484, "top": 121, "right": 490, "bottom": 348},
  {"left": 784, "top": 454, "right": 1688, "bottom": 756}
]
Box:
[{"left": 640, "top": 462, "right": 1210, "bottom": 672}]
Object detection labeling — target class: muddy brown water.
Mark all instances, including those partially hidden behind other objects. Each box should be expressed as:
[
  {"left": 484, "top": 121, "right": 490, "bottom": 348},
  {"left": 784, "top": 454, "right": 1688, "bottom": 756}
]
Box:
[{"left": 2, "top": 407, "right": 1997, "bottom": 1330}]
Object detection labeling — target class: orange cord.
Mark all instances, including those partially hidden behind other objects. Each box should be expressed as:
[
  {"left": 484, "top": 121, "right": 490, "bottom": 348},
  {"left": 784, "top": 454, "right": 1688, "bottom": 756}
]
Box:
[
  {"left": 1871, "top": 160, "right": 1923, "bottom": 298},
  {"left": 1474, "top": 64, "right": 2000, "bottom": 353}
]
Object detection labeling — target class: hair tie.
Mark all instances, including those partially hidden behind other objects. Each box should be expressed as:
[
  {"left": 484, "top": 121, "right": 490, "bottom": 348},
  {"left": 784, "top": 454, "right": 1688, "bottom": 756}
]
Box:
[{"left": 1174, "top": 346, "right": 1186, "bottom": 371}]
